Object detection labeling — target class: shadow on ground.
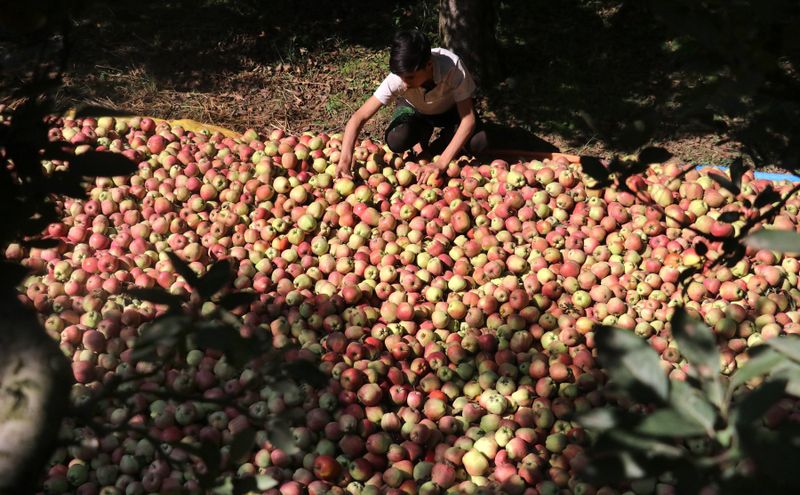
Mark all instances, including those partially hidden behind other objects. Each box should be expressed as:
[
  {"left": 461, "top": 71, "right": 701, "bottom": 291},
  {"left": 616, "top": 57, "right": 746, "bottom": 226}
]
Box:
[
  {"left": 486, "top": 1, "right": 680, "bottom": 154},
  {"left": 52, "top": 0, "right": 791, "bottom": 165},
  {"left": 66, "top": 0, "right": 406, "bottom": 93}
]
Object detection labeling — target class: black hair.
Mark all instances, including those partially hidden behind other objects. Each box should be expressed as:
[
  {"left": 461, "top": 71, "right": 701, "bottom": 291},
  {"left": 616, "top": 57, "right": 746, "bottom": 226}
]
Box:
[{"left": 389, "top": 30, "right": 431, "bottom": 75}]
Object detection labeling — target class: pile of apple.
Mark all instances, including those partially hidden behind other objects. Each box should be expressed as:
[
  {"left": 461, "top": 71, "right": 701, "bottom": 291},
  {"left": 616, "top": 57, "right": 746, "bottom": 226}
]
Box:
[{"left": 15, "top": 113, "right": 800, "bottom": 495}]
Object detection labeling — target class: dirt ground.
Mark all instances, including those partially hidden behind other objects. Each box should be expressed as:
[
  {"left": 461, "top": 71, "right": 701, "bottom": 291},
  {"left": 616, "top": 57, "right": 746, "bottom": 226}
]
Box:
[{"left": 42, "top": 0, "right": 781, "bottom": 171}]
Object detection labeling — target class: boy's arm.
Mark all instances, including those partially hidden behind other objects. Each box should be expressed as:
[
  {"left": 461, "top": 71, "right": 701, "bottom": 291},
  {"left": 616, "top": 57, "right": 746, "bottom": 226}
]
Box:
[
  {"left": 418, "top": 97, "right": 476, "bottom": 184},
  {"left": 438, "top": 97, "right": 476, "bottom": 167},
  {"left": 336, "top": 96, "right": 384, "bottom": 179}
]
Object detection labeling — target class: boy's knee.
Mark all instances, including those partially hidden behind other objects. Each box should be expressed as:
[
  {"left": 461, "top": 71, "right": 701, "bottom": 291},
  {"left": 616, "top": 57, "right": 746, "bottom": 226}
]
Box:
[
  {"left": 467, "top": 129, "right": 488, "bottom": 155},
  {"left": 385, "top": 124, "right": 416, "bottom": 153}
]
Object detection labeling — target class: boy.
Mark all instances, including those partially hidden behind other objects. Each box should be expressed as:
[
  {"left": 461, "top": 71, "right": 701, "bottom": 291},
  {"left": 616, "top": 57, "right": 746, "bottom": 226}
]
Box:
[{"left": 336, "top": 30, "right": 487, "bottom": 183}]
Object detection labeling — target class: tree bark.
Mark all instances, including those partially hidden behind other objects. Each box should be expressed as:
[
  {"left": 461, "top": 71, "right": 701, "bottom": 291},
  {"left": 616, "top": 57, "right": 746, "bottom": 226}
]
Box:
[
  {"left": 0, "top": 295, "right": 71, "bottom": 495},
  {"left": 438, "top": 0, "right": 501, "bottom": 86}
]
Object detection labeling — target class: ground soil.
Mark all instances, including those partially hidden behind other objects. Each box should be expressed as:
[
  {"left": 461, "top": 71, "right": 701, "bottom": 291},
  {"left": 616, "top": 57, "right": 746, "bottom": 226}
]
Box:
[{"left": 11, "top": 0, "right": 789, "bottom": 173}]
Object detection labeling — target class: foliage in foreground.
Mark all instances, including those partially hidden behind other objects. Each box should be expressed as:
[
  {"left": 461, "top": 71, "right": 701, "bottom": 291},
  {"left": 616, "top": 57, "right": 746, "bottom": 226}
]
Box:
[
  {"left": 575, "top": 140, "right": 800, "bottom": 494},
  {"left": 582, "top": 316, "right": 800, "bottom": 494}
]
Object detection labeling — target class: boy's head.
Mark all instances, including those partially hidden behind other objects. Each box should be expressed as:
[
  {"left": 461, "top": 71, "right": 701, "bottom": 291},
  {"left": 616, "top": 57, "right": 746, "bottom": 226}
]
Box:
[{"left": 390, "top": 30, "right": 432, "bottom": 88}]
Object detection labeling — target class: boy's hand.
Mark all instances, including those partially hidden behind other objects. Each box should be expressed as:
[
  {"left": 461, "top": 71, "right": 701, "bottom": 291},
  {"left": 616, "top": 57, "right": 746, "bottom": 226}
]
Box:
[
  {"left": 417, "top": 161, "right": 445, "bottom": 185},
  {"left": 336, "top": 153, "right": 354, "bottom": 179},
  {"left": 431, "top": 157, "right": 449, "bottom": 172}
]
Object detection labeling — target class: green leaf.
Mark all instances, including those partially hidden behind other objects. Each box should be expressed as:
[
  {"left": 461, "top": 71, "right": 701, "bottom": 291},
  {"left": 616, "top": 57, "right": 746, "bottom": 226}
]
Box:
[
  {"left": 669, "top": 306, "right": 724, "bottom": 408},
  {"left": 708, "top": 172, "right": 741, "bottom": 195},
  {"left": 579, "top": 450, "right": 649, "bottom": 483},
  {"left": 580, "top": 428, "right": 694, "bottom": 485},
  {"left": 214, "top": 474, "right": 279, "bottom": 495},
  {"left": 605, "top": 429, "right": 686, "bottom": 458},
  {"left": 267, "top": 418, "right": 299, "bottom": 454},
  {"left": 69, "top": 151, "right": 138, "bottom": 177},
  {"left": 766, "top": 336, "right": 800, "bottom": 363},
  {"left": 743, "top": 230, "right": 800, "bottom": 254},
  {"left": 781, "top": 373, "right": 800, "bottom": 399},
  {"left": 126, "top": 288, "right": 186, "bottom": 309},
  {"left": 704, "top": 378, "right": 725, "bottom": 413},
  {"left": 211, "top": 476, "right": 234, "bottom": 495},
  {"left": 596, "top": 326, "right": 669, "bottom": 403},
  {"left": 767, "top": 361, "right": 800, "bottom": 397},
  {"left": 231, "top": 475, "right": 279, "bottom": 494},
  {"left": 129, "top": 344, "right": 159, "bottom": 363},
  {"left": 671, "top": 307, "right": 719, "bottom": 378},
  {"left": 728, "top": 348, "right": 785, "bottom": 392},
  {"left": 669, "top": 380, "right": 718, "bottom": 436},
  {"left": 576, "top": 408, "right": 621, "bottom": 432},
  {"left": 738, "top": 423, "right": 800, "bottom": 490},
  {"left": 197, "top": 259, "right": 233, "bottom": 299},
  {"left": 733, "top": 379, "right": 788, "bottom": 425},
  {"left": 251, "top": 476, "right": 278, "bottom": 491},
  {"left": 167, "top": 251, "right": 199, "bottom": 287},
  {"left": 229, "top": 427, "right": 255, "bottom": 465},
  {"left": 635, "top": 408, "right": 709, "bottom": 438},
  {"left": 217, "top": 291, "right": 257, "bottom": 311}
]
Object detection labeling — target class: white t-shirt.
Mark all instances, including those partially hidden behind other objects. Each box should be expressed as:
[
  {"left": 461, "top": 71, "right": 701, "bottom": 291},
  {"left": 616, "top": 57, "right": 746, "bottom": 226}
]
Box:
[{"left": 373, "top": 48, "right": 477, "bottom": 115}]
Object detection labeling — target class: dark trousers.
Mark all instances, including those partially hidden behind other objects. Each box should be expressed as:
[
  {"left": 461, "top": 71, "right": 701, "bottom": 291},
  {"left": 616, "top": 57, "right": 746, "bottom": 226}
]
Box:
[{"left": 384, "top": 100, "right": 488, "bottom": 156}]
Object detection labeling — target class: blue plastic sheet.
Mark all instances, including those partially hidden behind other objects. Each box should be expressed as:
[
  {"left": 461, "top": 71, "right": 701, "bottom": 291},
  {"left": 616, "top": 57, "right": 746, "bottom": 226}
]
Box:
[{"left": 700, "top": 165, "right": 800, "bottom": 183}]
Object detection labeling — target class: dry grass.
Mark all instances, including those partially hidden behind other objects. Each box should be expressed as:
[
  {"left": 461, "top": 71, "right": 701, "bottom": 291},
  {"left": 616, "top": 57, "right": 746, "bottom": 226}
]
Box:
[{"left": 45, "top": 0, "right": 780, "bottom": 170}]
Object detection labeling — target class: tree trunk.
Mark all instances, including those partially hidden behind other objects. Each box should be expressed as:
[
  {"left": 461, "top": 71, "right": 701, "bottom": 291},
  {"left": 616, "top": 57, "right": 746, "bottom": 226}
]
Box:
[
  {"left": 438, "top": 0, "right": 500, "bottom": 86},
  {"left": 0, "top": 295, "right": 71, "bottom": 495}
]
